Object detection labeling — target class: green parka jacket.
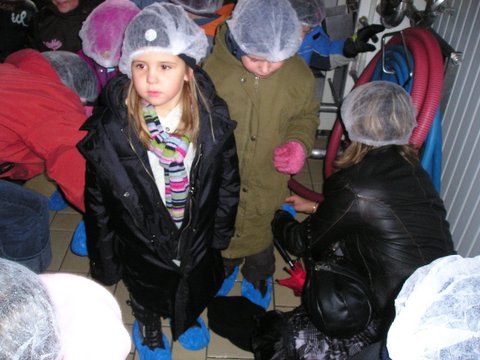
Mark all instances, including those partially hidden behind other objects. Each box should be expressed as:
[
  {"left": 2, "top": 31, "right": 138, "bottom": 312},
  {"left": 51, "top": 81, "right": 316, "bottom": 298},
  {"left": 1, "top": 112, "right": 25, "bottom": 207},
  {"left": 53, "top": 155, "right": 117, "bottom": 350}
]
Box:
[{"left": 204, "top": 23, "right": 320, "bottom": 258}]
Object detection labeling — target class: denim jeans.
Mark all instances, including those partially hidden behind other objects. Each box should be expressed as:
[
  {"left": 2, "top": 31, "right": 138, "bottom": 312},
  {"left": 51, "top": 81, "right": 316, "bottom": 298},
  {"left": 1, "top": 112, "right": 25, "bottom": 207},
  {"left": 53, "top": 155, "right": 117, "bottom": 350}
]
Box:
[{"left": 0, "top": 180, "right": 51, "bottom": 273}]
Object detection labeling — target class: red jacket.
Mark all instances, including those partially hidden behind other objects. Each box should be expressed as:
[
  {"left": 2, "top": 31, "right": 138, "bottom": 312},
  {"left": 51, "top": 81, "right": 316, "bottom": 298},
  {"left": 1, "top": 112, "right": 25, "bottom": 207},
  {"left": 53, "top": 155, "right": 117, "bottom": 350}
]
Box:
[{"left": 0, "top": 49, "right": 87, "bottom": 211}]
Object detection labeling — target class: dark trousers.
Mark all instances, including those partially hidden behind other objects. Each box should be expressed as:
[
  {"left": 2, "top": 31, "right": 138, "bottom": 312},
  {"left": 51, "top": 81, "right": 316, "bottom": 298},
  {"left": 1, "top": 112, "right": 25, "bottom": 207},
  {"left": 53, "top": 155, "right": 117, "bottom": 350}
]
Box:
[
  {"left": 223, "top": 243, "right": 275, "bottom": 283},
  {"left": 0, "top": 180, "right": 51, "bottom": 273}
]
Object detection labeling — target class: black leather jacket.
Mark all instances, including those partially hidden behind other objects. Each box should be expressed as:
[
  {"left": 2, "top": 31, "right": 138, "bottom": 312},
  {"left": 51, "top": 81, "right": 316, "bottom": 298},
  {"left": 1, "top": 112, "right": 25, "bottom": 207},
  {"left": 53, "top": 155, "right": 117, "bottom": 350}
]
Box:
[
  {"left": 273, "top": 146, "right": 455, "bottom": 330},
  {"left": 78, "top": 69, "right": 240, "bottom": 338}
]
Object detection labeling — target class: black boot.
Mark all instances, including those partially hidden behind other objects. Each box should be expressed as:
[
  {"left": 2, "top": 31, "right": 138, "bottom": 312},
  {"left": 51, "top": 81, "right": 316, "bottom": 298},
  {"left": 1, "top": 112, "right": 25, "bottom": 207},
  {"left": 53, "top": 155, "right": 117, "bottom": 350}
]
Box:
[{"left": 127, "top": 296, "right": 165, "bottom": 349}]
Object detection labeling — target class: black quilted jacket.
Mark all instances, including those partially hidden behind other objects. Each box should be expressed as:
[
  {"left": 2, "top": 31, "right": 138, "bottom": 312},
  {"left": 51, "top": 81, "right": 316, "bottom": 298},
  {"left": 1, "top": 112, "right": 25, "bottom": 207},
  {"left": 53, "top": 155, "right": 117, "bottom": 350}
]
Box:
[{"left": 78, "top": 68, "right": 240, "bottom": 339}]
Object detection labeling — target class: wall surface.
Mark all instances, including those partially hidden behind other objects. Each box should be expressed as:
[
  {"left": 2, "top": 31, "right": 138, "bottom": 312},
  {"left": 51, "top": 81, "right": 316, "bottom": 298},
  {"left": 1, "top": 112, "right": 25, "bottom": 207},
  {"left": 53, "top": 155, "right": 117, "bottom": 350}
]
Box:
[{"left": 432, "top": 0, "right": 480, "bottom": 256}]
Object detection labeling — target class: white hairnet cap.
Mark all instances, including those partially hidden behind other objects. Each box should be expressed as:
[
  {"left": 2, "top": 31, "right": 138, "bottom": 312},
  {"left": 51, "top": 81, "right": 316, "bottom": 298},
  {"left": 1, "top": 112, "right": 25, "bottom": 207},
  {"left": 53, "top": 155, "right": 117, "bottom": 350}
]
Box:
[
  {"left": 42, "top": 50, "right": 99, "bottom": 104},
  {"left": 170, "top": 0, "right": 223, "bottom": 14},
  {"left": 341, "top": 81, "right": 416, "bottom": 146},
  {"left": 119, "top": 2, "right": 209, "bottom": 78},
  {"left": 227, "top": 0, "right": 302, "bottom": 62},
  {"left": 387, "top": 255, "right": 480, "bottom": 359},
  {"left": 288, "top": 0, "right": 326, "bottom": 27},
  {"left": 79, "top": 0, "right": 140, "bottom": 68},
  {"left": 0, "top": 258, "right": 61, "bottom": 360}
]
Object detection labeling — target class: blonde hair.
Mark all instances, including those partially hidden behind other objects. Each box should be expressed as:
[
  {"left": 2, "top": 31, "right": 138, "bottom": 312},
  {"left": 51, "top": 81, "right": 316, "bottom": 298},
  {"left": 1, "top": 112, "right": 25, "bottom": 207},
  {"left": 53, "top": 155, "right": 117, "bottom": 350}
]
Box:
[
  {"left": 125, "top": 69, "right": 204, "bottom": 148},
  {"left": 334, "top": 142, "right": 419, "bottom": 170}
]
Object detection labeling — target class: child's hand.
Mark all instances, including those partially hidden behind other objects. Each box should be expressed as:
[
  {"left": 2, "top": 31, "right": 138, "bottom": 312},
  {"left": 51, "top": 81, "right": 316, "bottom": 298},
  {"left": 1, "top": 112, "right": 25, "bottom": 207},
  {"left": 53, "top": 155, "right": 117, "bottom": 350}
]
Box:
[{"left": 273, "top": 141, "right": 305, "bottom": 174}]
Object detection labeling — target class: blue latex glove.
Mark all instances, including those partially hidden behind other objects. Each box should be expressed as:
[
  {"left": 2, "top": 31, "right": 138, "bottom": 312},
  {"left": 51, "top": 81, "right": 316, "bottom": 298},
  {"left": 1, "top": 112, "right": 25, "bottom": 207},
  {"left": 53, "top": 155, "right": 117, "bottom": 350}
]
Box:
[{"left": 281, "top": 203, "right": 296, "bottom": 217}]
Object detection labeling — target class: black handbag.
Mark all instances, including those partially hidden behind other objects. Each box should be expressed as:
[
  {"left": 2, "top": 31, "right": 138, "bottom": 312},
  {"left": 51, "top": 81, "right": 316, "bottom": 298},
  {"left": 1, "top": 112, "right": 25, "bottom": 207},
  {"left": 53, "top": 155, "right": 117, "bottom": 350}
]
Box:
[{"left": 301, "top": 255, "right": 376, "bottom": 338}]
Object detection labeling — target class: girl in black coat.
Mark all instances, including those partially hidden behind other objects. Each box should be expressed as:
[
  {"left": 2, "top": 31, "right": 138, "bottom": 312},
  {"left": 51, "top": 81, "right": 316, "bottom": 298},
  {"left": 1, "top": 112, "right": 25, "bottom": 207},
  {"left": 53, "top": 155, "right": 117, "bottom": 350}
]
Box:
[
  {"left": 77, "top": 3, "right": 239, "bottom": 358},
  {"left": 253, "top": 81, "right": 455, "bottom": 360}
]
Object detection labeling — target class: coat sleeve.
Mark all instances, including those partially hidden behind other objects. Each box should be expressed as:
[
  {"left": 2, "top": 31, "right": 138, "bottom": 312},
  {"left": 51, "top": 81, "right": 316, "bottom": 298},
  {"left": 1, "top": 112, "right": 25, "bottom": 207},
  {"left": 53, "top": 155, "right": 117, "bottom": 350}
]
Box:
[
  {"left": 272, "top": 181, "right": 359, "bottom": 259},
  {"left": 84, "top": 162, "right": 122, "bottom": 285},
  {"left": 212, "top": 133, "right": 240, "bottom": 250}
]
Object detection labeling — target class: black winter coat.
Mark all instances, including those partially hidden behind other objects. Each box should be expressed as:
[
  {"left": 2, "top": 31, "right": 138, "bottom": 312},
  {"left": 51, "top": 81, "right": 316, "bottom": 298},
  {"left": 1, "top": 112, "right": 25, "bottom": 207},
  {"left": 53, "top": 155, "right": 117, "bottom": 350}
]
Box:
[
  {"left": 272, "top": 146, "right": 455, "bottom": 332},
  {"left": 77, "top": 69, "right": 240, "bottom": 338}
]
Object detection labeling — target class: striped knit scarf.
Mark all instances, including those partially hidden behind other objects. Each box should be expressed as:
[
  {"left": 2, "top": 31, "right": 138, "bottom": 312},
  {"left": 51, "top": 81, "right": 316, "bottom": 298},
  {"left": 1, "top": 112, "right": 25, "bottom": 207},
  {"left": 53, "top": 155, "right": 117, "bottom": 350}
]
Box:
[{"left": 144, "top": 104, "right": 190, "bottom": 228}]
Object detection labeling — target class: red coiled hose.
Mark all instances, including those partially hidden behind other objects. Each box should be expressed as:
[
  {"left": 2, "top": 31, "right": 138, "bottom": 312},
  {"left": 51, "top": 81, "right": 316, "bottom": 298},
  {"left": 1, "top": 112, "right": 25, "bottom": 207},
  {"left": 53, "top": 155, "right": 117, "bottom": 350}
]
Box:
[{"left": 289, "top": 27, "right": 444, "bottom": 200}]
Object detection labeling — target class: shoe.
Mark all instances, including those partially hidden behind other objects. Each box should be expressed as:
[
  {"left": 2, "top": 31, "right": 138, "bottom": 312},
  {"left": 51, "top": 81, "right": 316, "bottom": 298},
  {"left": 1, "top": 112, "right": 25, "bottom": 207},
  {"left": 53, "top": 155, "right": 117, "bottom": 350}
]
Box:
[
  {"left": 48, "top": 189, "right": 69, "bottom": 211},
  {"left": 241, "top": 277, "right": 273, "bottom": 310},
  {"left": 177, "top": 317, "right": 210, "bottom": 350},
  {"left": 133, "top": 320, "right": 171, "bottom": 360},
  {"left": 216, "top": 266, "right": 239, "bottom": 296},
  {"left": 70, "top": 220, "right": 88, "bottom": 257}
]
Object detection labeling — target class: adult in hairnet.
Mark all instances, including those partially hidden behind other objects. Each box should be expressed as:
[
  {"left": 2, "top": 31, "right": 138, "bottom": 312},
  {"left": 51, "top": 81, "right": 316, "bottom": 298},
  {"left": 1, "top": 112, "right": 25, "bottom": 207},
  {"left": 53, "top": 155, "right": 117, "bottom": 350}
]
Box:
[
  {"left": 0, "top": 257, "right": 131, "bottom": 360},
  {"left": 203, "top": 0, "right": 320, "bottom": 311},
  {"left": 0, "top": 49, "right": 98, "bottom": 212},
  {"left": 253, "top": 81, "right": 455, "bottom": 359},
  {"left": 289, "top": 0, "right": 385, "bottom": 71}
]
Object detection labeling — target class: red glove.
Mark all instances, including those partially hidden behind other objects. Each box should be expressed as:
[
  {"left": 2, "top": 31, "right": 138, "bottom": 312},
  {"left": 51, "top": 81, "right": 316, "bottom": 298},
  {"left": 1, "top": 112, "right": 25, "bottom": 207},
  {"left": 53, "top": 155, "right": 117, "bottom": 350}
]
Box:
[
  {"left": 273, "top": 141, "right": 306, "bottom": 174},
  {"left": 276, "top": 261, "right": 306, "bottom": 296}
]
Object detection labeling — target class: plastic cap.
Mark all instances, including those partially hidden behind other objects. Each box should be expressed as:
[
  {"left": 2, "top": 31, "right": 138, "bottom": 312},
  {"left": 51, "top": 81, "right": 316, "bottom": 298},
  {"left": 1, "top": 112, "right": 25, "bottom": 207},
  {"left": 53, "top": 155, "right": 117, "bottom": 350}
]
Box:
[
  {"left": 0, "top": 258, "right": 61, "bottom": 360},
  {"left": 79, "top": 0, "right": 140, "bottom": 68},
  {"left": 119, "top": 2, "right": 208, "bottom": 78},
  {"left": 170, "top": 0, "right": 222, "bottom": 14},
  {"left": 387, "top": 255, "right": 480, "bottom": 360},
  {"left": 226, "top": 0, "right": 302, "bottom": 62},
  {"left": 42, "top": 50, "right": 99, "bottom": 104},
  {"left": 288, "top": 0, "right": 326, "bottom": 27},
  {"left": 340, "top": 81, "right": 416, "bottom": 146}
]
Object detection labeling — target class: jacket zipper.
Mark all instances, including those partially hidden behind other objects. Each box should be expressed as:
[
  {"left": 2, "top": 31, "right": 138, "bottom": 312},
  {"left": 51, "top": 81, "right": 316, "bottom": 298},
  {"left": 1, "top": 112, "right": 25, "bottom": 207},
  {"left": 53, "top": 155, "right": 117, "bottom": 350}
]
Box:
[{"left": 176, "top": 144, "right": 203, "bottom": 262}]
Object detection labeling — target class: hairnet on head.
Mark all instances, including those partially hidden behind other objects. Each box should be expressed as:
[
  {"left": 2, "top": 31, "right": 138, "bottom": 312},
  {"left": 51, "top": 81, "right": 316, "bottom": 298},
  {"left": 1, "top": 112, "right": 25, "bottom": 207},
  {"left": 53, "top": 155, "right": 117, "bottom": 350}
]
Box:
[
  {"left": 227, "top": 0, "right": 302, "bottom": 62},
  {"left": 170, "top": 0, "right": 223, "bottom": 14},
  {"left": 119, "top": 2, "right": 209, "bottom": 78},
  {"left": 79, "top": 0, "right": 140, "bottom": 68},
  {"left": 340, "top": 81, "right": 416, "bottom": 146},
  {"left": 387, "top": 255, "right": 480, "bottom": 359},
  {"left": 0, "top": 258, "right": 61, "bottom": 360},
  {"left": 42, "top": 50, "right": 99, "bottom": 104},
  {"left": 288, "top": 0, "right": 326, "bottom": 27}
]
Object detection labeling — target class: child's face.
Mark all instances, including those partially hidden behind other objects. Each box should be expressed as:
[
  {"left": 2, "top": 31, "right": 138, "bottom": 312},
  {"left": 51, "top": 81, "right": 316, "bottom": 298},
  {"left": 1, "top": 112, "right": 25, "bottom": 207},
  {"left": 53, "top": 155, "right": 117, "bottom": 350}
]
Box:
[
  {"left": 240, "top": 55, "right": 285, "bottom": 79},
  {"left": 131, "top": 52, "right": 191, "bottom": 117},
  {"left": 52, "top": 0, "right": 79, "bottom": 13},
  {"left": 301, "top": 26, "right": 312, "bottom": 40}
]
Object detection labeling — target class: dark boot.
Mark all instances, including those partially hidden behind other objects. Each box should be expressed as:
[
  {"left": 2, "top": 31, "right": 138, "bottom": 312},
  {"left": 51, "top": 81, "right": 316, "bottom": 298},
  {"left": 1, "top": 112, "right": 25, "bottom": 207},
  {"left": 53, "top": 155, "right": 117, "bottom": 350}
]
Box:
[{"left": 127, "top": 296, "right": 165, "bottom": 349}]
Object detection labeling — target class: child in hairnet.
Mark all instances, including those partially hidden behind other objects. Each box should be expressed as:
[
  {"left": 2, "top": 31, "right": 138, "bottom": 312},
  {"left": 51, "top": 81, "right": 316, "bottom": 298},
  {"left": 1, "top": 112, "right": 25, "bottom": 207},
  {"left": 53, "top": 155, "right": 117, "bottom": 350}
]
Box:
[
  {"left": 289, "top": 0, "right": 384, "bottom": 71},
  {"left": 203, "top": 0, "right": 320, "bottom": 309},
  {"left": 77, "top": 3, "right": 239, "bottom": 358},
  {"left": 170, "top": 0, "right": 235, "bottom": 52},
  {"left": 78, "top": 0, "right": 140, "bottom": 93}
]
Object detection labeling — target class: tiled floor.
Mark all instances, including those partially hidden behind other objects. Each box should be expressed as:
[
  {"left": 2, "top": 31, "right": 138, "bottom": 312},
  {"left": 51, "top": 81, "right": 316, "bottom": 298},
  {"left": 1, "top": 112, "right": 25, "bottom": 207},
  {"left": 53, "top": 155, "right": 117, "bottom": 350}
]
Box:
[{"left": 25, "top": 157, "right": 324, "bottom": 360}]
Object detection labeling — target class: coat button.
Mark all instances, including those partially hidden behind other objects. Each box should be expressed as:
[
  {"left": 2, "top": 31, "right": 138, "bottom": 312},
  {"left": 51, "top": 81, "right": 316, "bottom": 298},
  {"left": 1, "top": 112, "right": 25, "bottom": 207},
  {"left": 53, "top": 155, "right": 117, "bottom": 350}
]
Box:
[
  {"left": 240, "top": 78, "right": 245, "bottom": 82},
  {"left": 123, "top": 192, "right": 130, "bottom": 197},
  {"left": 250, "top": 135, "right": 256, "bottom": 141},
  {"left": 242, "top": 187, "right": 247, "bottom": 192}
]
